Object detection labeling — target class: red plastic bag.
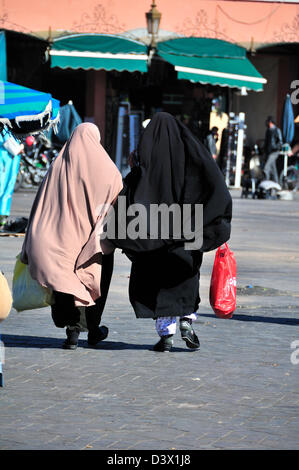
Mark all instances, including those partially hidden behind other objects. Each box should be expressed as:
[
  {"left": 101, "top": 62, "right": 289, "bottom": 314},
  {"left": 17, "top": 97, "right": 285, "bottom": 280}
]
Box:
[{"left": 209, "top": 243, "right": 237, "bottom": 319}]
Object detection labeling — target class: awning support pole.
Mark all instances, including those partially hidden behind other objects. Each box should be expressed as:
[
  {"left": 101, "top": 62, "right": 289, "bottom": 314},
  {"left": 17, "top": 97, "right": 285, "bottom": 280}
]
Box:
[{"left": 234, "top": 112, "right": 245, "bottom": 188}]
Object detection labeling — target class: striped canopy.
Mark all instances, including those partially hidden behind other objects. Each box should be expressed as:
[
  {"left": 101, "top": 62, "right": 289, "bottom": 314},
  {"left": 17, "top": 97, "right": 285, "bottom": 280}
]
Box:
[
  {"left": 0, "top": 80, "right": 60, "bottom": 136},
  {"left": 157, "top": 38, "right": 266, "bottom": 92},
  {"left": 50, "top": 34, "right": 148, "bottom": 72}
]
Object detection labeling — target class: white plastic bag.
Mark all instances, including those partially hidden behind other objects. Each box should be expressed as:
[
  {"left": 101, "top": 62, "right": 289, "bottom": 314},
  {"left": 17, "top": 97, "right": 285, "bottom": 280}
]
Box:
[
  {"left": 12, "top": 254, "right": 54, "bottom": 312},
  {"left": 3, "top": 136, "right": 23, "bottom": 157}
]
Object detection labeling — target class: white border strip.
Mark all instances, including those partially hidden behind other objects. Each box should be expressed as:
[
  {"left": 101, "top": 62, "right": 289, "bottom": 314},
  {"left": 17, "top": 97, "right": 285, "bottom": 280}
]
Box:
[
  {"left": 175, "top": 65, "right": 267, "bottom": 84},
  {"left": 50, "top": 50, "right": 148, "bottom": 61}
]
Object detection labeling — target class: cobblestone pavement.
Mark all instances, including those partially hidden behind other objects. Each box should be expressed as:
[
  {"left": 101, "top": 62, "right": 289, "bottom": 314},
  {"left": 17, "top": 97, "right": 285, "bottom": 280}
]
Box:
[{"left": 0, "top": 190, "right": 298, "bottom": 450}]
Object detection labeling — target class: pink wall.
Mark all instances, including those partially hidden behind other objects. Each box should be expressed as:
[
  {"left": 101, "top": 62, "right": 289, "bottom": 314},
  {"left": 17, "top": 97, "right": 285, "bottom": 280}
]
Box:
[{"left": 1, "top": 0, "right": 299, "bottom": 47}]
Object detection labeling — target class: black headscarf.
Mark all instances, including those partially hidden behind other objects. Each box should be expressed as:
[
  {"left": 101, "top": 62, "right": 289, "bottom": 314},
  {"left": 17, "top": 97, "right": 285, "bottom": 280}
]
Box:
[{"left": 107, "top": 112, "right": 232, "bottom": 253}]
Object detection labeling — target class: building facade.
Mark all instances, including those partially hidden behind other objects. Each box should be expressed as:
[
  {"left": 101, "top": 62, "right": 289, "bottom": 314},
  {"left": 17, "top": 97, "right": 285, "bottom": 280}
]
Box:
[{"left": 1, "top": 0, "right": 298, "bottom": 161}]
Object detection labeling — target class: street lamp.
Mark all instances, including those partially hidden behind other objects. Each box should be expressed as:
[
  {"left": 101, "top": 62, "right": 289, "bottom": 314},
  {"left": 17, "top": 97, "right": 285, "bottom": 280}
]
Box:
[{"left": 146, "top": 1, "right": 162, "bottom": 49}]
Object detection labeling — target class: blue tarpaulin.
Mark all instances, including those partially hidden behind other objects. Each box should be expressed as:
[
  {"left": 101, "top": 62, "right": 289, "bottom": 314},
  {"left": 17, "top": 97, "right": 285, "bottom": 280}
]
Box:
[
  {"left": 55, "top": 102, "right": 82, "bottom": 143},
  {"left": 0, "top": 81, "right": 60, "bottom": 136},
  {"left": 282, "top": 94, "right": 295, "bottom": 144},
  {"left": 0, "top": 131, "right": 21, "bottom": 215},
  {"left": 0, "top": 32, "right": 7, "bottom": 81}
]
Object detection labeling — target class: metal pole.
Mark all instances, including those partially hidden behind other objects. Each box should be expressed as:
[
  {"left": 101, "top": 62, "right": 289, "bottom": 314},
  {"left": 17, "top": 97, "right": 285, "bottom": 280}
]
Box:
[{"left": 234, "top": 112, "right": 245, "bottom": 188}]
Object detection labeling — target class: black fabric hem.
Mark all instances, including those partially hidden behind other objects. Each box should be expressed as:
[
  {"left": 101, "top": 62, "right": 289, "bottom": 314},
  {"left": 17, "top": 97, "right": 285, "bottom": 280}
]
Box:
[{"left": 132, "top": 301, "right": 200, "bottom": 319}]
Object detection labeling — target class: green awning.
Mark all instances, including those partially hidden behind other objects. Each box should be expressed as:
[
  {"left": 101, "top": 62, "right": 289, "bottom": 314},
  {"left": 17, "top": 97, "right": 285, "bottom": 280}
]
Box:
[
  {"left": 157, "top": 38, "right": 267, "bottom": 91},
  {"left": 50, "top": 34, "right": 148, "bottom": 72}
]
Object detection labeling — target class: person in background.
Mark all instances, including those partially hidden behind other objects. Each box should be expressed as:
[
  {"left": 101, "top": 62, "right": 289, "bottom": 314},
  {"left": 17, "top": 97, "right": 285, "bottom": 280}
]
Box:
[
  {"left": 0, "top": 130, "right": 23, "bottom": 230},
  {"left": 204, "top": 126, "right": 219, "bottom": 160},
  {"left": 263, "top": 116, "right": 283, "bottom": 182},
  {"left": 21, "top": 123, "right": 123, "bottom": 349}
]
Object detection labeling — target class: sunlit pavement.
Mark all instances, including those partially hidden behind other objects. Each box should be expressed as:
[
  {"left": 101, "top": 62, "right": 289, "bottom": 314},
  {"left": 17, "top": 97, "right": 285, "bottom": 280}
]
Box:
[{"left": 0, "top": 189, "right": 298, "bottom": 450}]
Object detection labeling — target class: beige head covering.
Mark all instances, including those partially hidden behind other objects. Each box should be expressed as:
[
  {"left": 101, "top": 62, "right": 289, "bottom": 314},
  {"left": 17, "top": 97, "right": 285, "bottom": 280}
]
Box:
[{"left": 21, "top": 123, "right": 122, "bottom": 306}]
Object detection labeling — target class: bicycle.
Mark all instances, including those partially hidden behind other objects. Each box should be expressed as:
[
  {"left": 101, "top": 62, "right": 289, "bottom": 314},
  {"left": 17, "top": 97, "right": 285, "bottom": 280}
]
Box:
[{"left": 279, "top": 152, "right": 299, "bottom": 191}]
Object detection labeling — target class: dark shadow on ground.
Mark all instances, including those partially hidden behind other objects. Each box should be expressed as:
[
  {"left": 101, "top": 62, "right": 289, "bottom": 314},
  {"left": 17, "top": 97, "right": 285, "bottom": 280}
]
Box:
[
  {"left": 0, "top": 334, "right": 193, "bottom": 352},
  {"left": 199, "top": 313, "right": 299, "bottom": 326}
]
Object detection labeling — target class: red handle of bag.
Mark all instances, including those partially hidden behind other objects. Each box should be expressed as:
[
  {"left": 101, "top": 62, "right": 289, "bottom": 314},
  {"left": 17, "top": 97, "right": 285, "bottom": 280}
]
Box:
[{"left": 209, "top": 243, "right": 237, "bottom": 319}]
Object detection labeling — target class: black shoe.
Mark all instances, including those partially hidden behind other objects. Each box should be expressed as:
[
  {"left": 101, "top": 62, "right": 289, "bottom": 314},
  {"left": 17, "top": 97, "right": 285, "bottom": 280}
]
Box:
[
  {"left": 63, "top": 327, "right": 80, "bottom": 350},
  {"left": 153, "top": 335, "right": 173, "bottom": 352},
  {"left": 87, "top": 326, "right": 109, "bottom": 346},
  {"left": 179, "top": 319, "right": 200, "bottom": 350}
]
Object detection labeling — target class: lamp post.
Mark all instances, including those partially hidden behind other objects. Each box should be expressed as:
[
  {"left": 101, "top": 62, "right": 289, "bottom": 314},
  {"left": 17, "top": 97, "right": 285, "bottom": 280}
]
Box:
[{"left": 146, "top": 1, "right": 162, "bottom": 49}]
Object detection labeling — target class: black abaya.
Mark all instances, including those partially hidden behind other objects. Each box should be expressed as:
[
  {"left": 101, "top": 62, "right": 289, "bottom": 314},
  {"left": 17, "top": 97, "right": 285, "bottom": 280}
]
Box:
[{"left": 107, "top": 112, "right": 232, "bottom": 318}]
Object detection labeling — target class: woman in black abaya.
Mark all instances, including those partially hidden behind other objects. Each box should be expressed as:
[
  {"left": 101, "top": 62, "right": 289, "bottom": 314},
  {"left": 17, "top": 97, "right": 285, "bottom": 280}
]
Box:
[{"left": 107, "top": 112, "right": 232, "bottom": 352}]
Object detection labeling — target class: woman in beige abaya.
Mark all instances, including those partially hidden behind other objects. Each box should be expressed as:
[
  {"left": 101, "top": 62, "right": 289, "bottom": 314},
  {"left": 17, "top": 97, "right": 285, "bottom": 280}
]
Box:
[{"left": 21, "top": 123, "right": 123, "bottom": 349}]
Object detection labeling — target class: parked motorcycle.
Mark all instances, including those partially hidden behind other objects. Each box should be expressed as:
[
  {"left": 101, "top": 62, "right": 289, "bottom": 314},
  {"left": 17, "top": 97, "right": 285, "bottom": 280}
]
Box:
[
  {"left": 14, "top": 134, "right": 61, "bottom": 191},
  {"left": 278, "top": 150, "right": 299, "bottom": 191},
  {"left": 241, "top": 144, "right": 265, "bottom": 198}
]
